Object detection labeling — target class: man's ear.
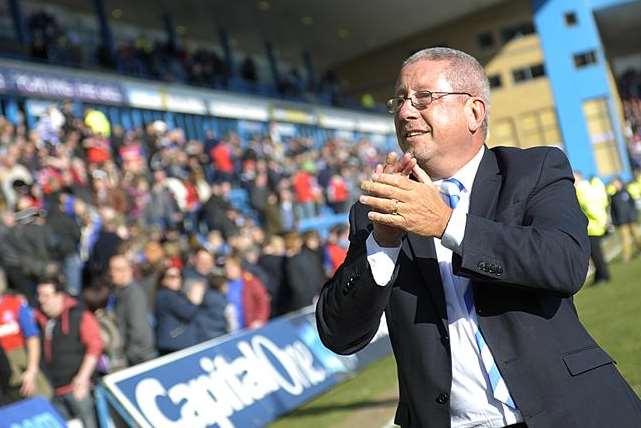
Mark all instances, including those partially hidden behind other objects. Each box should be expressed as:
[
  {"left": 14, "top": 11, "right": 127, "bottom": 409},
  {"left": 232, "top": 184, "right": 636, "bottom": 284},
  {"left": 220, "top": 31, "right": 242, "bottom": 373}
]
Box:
[{"left": 466, "top": 97, "right": 486, "bottom": 133}]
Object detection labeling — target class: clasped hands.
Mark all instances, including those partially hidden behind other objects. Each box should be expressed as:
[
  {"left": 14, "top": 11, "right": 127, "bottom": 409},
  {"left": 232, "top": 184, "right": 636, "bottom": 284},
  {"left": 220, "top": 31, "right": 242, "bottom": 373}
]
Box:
[{"left": 360, "top": 152, "right": 452, "bottom": 247}]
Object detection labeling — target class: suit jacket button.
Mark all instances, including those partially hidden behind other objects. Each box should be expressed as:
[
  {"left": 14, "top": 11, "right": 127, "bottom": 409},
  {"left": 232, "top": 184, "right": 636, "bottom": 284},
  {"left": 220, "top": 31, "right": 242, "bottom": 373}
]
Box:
[
  {"left": 488, "top": 264, "right": 496, "bottom": 273},
  {"left": 497, "top": 266, "right": 503, "bottom": 274},
  {"left": 477, "top": 262, "right": 485, "bottom": 270},
  {"left": 436, "top": 392, "right": 449, "bottom": 404},
  {"left": 441, "top": 336, "right": 450, "bottom": 346}
]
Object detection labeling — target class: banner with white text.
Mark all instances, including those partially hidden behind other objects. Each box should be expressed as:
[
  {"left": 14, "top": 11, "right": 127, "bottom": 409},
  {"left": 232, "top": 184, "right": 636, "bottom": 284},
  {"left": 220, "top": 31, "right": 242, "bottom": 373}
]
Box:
[{"left": 101, "top": 306, "right": 391, "bottom": 428}]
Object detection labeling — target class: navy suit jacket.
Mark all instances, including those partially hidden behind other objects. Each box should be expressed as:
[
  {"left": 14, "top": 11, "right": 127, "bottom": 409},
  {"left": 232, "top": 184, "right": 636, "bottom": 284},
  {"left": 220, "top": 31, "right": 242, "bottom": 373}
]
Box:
[{"left": 316, "top": 146, "right": 641, "bottom": 428}]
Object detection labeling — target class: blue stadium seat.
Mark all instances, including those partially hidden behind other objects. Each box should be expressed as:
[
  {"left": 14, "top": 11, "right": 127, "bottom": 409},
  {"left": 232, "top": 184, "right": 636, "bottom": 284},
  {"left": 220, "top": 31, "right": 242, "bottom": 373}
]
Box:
[{"left": 299, "top": 213, "right": 348, "bottom": 239}]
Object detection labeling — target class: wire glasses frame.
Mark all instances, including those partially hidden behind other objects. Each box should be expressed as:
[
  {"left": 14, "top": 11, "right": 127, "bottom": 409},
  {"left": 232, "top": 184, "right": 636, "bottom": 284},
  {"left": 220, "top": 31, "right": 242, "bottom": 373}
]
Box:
[{"left": 386, "top": 90, "right": 473, "bottom": 114}]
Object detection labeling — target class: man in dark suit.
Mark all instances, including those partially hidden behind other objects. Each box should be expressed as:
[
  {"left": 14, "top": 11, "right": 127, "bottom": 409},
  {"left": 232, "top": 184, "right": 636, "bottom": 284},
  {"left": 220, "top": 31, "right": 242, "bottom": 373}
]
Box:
[{"left": 316, "top": 47, "right": 641, "bottom": 428}]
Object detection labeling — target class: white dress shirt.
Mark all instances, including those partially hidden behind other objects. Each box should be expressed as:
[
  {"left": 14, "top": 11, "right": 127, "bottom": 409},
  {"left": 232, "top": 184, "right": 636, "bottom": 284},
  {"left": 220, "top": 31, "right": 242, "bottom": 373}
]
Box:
[{"left": 366, "top": 147, "right": 523, "bottom": 427}]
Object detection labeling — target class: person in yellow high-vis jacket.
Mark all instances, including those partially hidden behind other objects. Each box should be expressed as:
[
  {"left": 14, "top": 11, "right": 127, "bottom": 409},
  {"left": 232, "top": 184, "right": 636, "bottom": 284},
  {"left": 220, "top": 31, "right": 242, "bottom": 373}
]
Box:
[
  {"left": 626, "top": 171, "right": 641, "bottom": 206},
  {"left": 575, "top": 172, "right": 610, "bottom": 284}
]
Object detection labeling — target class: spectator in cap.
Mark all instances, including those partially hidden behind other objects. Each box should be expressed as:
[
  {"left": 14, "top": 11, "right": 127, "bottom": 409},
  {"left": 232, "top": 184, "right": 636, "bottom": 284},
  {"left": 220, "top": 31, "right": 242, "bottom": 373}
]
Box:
[{"left": 4, "top": 204, "right": 57, "bottom": 304}]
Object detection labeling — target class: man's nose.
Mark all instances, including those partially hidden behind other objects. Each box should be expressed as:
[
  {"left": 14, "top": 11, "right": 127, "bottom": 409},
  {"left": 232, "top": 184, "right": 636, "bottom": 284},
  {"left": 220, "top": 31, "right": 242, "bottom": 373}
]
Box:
[{"left": 396, "top": 97, "right": 419, "bottom": 121}]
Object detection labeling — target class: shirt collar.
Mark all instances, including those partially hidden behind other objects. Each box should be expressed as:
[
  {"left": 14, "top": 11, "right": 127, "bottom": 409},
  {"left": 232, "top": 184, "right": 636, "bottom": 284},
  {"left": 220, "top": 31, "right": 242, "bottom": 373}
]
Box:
[{"left": 434, "top": 145, "right": 485, "bottom": 193}]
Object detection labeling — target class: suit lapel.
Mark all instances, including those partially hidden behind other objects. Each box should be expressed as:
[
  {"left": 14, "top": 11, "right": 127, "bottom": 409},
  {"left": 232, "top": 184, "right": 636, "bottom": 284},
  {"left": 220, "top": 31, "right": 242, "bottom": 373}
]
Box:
[{"left": 469, "top": 147, "right": 502, "bottom": 219}]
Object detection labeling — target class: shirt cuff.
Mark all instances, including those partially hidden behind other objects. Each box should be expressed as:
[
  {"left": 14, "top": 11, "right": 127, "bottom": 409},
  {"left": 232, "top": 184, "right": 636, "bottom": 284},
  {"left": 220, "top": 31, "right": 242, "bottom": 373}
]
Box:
[
  {"left": 366, "top": 233, "right": 401, "bottom": 286},
  {"left": 441, "top": 208, "right": 466, "bottom": 254}
]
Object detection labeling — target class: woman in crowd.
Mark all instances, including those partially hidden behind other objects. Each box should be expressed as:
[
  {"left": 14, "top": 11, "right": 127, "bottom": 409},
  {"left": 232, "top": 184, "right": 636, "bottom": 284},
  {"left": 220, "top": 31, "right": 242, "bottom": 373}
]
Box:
[{"left": 154, "top": 267, "right": 201, "bottom": 355}]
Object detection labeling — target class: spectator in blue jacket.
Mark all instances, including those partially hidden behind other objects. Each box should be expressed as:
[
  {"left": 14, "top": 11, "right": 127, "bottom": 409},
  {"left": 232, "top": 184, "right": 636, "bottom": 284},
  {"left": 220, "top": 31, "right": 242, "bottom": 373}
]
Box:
[
  {"left": 154, "top": 267, "right": 201, "bottom": 355},
  {"left": 183, "top": 276, "right": 229, "bottom": 342},
  {"left": 610, "top": 176, "right": 641, "bottom": 262}
]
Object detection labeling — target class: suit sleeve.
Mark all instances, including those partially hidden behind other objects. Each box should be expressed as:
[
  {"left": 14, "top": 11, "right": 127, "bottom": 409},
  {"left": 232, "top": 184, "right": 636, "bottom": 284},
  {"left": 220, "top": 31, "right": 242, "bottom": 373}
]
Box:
[
  {"left": 315, "top": 203, "right": 399, "bottom": 355},
  {"left": 453, "top": 148, "right": 590, "bottom": 297}
]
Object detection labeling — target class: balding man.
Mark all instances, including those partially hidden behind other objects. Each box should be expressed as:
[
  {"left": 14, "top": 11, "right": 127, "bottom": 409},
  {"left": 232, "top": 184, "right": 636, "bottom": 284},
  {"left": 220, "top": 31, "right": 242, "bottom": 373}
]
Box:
[
  {"left": 316, "top": 47, "right": 641, "bottom": 428},
  {"left": 109, "top": 254, "right": 156, "bottom": 365}
]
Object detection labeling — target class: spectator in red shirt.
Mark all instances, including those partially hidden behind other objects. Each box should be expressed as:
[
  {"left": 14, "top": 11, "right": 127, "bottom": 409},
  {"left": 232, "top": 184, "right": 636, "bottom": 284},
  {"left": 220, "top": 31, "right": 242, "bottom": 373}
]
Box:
[
  {"left": 0, "top": 288, "right": 52, "bottom": 403},
  {"left": 210, "top": 139, "right": 234, "bottom": 181},
  {"left": 326, "top": 173, "right": 350, "bottom": 213},
  {"left": 325, "top": 224, "right": 349, "bottom": 276},
  {"left": 35, "top": 277, "right": 102, "bottom": 428},
  {"left": 292, "top": 163, "right": 319, "bottom": 220},
  {"left": 224, "top": 255, "right": 270, "bottom": 330}
]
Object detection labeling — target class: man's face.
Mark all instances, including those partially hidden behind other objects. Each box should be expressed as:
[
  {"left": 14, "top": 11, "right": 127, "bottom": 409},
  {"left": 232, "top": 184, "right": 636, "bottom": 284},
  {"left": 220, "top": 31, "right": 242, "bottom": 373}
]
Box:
[
  {"left": 224, "top": 259, "right": 242, "bottom": 280},
  {"left": 393, "top": 60, "right": 475, "bottom": 177},
  {"left": 37, "top": 283, "right": 64, "bottom": 318},
  {"left": 110, "top": 256, "right": 133, "bottom": 287},
  {"left": 195, "top": 251, "right": 214, "bottom": 275}
]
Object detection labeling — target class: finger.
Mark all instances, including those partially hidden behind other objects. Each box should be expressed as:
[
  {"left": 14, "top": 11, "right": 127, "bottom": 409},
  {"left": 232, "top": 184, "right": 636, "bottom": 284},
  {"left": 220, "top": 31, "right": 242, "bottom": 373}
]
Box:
[
  {"left": 368, "top": 211, "right": 404, "bottom": 228},
  {"left": 373, "top": 173, "right": 413, "bottom": 190},
  {"left": 361, "top": 180, "right": 400, "bottom": 198},
  {"left": 385, "top": 152, "right": 398, "bottom": 166},
  {"left": 412, "top": 164, "right": 431, "bottom": 183},
  {"left": 399, "top": 152, "right": 412, "bottom": 167},
  {"left": 400, "top": 157, "right": 417, "bottom": 176},
  {"left": 375, "top": 164, "right": 384, "bottom": 175},
  {"left": 359, "top": 195, "right": 398, "bottom": 213},
  {"left": 383, "top": 152, "right": 401, "bottom": 174}
]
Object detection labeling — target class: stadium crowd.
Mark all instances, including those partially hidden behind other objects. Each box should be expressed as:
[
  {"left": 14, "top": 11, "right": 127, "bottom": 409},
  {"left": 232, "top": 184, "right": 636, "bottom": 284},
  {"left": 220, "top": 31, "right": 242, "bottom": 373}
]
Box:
[
  {"left": 0, "top": 100, "right": 379, "bottom": 426},
  {"left": 10, "top": 9, "right": 344, "bottom": 105}
]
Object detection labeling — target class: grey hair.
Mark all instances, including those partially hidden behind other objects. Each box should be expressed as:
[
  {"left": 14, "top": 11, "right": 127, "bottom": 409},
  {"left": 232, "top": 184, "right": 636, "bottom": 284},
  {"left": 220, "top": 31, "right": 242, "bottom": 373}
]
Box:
[
  {"left": 403, "top": 47, "right": 490, "bottom": 140},
  {"left": 182, "top": 277, "right": 206, "bottom": 294}
]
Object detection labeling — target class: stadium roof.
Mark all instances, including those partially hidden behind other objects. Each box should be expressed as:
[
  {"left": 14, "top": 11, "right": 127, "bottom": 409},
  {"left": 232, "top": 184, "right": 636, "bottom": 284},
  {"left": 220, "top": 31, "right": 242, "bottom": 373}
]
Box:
[
  {"left": 594, "top": 0, "right": 641, "bottom": 57},
  {"left": 44, "top": 0, "right": 506, "bottom": 70}
]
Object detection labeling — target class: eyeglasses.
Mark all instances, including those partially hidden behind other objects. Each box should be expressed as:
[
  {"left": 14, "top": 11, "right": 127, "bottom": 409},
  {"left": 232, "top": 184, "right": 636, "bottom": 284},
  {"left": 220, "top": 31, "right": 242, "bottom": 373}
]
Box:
[{"left": 386, "top": 90, "right": 473, "bottom": 114}]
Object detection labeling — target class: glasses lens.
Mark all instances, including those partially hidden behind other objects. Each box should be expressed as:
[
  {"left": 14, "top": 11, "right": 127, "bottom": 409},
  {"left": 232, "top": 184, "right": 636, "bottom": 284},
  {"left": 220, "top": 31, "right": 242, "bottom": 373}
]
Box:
[
  {"left": 386, "top": 98, "right": 399, "bottom": 113},
  {"left": 412, "top": 92, "right": 431, "bottom": 109}
]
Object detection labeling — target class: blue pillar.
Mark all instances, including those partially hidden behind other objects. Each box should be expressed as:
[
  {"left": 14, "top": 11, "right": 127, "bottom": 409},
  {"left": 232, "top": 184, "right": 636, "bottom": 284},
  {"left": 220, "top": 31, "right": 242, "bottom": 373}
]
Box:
[
  {"left": 265, "top": 41, "right": 280, "bottom": 89},
  {"left": 532, "top": 0, "right": 631, "bottom": 180},
  {"left": 303, "top": 50, "right": 315, "bottom": 91},
  {"left": 9, "top": 0, "right": 29, "bottom": 45},
  {"left": 93, "top": 0, "right": 114, "bottom": 63},
  {"left": 219, "top": 28, "right": 234, "bottom": 77},
  {"left": 162, "top": 12, "right": 176, "bottom": 51}
]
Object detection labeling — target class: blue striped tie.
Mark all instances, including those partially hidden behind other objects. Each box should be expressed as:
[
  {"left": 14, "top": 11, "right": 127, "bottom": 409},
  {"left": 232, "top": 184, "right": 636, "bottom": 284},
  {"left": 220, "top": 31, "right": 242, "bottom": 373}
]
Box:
[{"left": 440, "top": 178, "right": 517, "bottom": 409}]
